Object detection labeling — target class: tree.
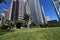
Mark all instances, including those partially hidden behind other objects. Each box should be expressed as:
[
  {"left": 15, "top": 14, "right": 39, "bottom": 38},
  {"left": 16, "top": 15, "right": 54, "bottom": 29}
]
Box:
[
  {"left": 23, "top": 14, "right": 30, "bottom": 25},
  {"left": 0, "top": 0, "right": 6, "bottom": 3}
]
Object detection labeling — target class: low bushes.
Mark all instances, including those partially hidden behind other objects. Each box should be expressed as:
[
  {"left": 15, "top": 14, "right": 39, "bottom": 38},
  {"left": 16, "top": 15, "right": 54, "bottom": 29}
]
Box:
[
  {"left": 0, "top": 19, "right": 60, "bottom": 31},
  {"left": 30, "top": 22, "right": 40, "bottom": 28},
  {"left": 0, "top": 21, "right": 15, "bottom": 31},
  {"left": 15, "top": 20, "right": 24, "bottom": 28},
  {"left": 0, "top": 24, "right": 11, "bottom": 31}
]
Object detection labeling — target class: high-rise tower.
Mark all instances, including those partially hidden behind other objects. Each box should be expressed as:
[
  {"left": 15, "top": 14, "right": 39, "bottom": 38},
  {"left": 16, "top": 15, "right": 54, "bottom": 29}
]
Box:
[
  {"left": 9, "top": 0, "right": 45, "bottom": 23},
  {"left": 52, "top": 0, "right": 60, "bottom": 21},
  {"left": 18, "top": 0, "right": 26, "bottom": 20},
  {"left": 9, "top": 0, "right": 18, "bottom": 21},
  {"left": 27, "top": 0, "right": 44, "bottom": 23},
  {"left": 9, "top": 0, "right": 25, "bottom": 21}
]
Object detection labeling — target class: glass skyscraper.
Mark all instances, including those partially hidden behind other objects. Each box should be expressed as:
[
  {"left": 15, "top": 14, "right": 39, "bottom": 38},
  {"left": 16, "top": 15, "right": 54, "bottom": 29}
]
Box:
[
  {"left": 52, "top": 0, "right": 60, "bottom": 21},
  {"left": 27, "top": 0, "right": 44, "bottom": 23}
]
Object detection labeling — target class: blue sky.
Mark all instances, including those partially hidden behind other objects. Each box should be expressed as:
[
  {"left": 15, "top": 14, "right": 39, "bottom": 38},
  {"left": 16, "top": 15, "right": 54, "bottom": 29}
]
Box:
[
  {"left": 0, "top": 0, "right": 58, "bottom": 20},
  {"left": 0, "top": 0, "right": 11, "bottom": 13},
  {"left": 40, "top": 0, "right": 58, "bottom": 20}
]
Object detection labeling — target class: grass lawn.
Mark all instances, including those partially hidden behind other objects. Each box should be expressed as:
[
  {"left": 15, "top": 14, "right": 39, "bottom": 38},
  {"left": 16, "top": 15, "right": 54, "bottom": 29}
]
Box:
[{"left": 0, "top": 27, "right": 60, "bottom": 40}]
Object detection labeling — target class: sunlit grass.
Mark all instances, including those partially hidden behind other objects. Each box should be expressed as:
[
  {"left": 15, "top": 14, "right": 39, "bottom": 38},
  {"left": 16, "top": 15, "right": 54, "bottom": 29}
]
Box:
[{"left": 0, "top": 27, "right": 60, "bottom": 40}]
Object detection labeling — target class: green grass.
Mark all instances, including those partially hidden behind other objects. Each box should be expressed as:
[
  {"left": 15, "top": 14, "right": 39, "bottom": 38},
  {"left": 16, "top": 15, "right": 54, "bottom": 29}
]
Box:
[{"left": 0, "top": 27, "right": 60, "bottom": 40}]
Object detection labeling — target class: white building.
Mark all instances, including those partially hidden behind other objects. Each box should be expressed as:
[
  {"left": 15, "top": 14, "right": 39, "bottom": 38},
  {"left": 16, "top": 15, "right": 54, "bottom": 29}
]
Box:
[
  {"left": 45, "top": 16, "right": 50, "bottom": 23},
  {"left": 0, "top": 13, "right": 5, "bottom": 24},
  {"left": 3, "top": 9, "right": 10, "bottom": 20}
]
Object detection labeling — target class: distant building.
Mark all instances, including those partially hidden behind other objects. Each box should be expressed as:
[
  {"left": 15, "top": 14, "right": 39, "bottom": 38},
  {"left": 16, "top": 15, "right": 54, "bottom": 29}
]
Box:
[
  {"left": 0, "top": 13, "right": 5, "bottom": 24},
  {"left": 45, "top": 16, "right": 50, "bottom": 23},
  {"left": 47, "top": 20, "right": 57, "bottom": 24},
  {"left": 47, "top": 20, "right": 58, "bottom": 27},
  {"left": 3, "top": 9, "right": 10, "bottom": 20},
  {"left": 52, "top": 0, "right": 60, "bottom": 21}
]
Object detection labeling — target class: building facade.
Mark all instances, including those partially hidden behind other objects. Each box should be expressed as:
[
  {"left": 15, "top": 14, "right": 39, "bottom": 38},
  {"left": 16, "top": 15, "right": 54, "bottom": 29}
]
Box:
[
  {"left": 27, "top": 0, "right": 44, "bottom": 23},
  {"left": 52, "top": 0, "right": 60, "bottom": 21},
  {"left": 10, "top": 0, "right": 19, "bottom": 21},
  {"left": 9, "top": 0, "right": 25, "bottom": 21},
  {"left": 41, "top": 6, "right": 46, "bottom": 23},
  {"left": 18, "top": 0, "right": 26, "bottom": 20},
  {"left": 9, "top": 0, "right": 13, "bottom": 20},
  {"left": 9, "top": 0, "right": 45, "bottom": 23}
]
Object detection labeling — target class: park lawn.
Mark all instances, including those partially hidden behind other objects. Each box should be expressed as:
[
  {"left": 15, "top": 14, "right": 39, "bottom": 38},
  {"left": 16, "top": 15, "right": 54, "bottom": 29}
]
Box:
[{"left": 0, "top": 27, "right": 60, "bottom": 40}]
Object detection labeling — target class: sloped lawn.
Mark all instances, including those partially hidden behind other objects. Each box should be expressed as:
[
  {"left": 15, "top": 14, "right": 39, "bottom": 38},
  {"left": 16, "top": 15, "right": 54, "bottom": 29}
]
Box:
[{"left": 0, "top": 27, "right": 60, "bottom": 40}]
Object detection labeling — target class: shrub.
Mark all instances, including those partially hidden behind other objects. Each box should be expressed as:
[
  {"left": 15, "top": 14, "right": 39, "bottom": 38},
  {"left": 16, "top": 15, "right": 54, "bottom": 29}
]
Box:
[
  {"left": 39, "top": 23, "right": 45, "bottom": 28},
  {"left": 0, "top": 24, "right": 12, "bottom": 31},
  {"left": 30, "top": 22, "right": 37, "bottom": 28},
  {"left": 15, "top": 20, "right": 24, "bottom": 28},
  {"left": 9, "top": 21, "right": 15, "bottom": 28},
  {"left": 23, "top": 24, "right": 27, "bottom": 28}
]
